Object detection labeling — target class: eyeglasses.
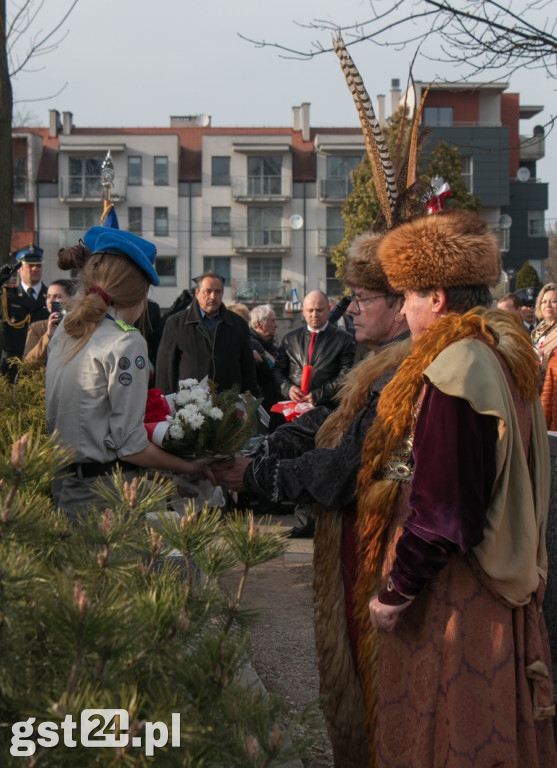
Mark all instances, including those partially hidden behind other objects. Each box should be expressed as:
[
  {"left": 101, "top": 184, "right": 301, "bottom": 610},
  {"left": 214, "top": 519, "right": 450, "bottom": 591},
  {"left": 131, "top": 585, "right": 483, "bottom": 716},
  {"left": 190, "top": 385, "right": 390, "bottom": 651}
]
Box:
[{"left": 348, "top": 293, "right": 387, "bottom": 312}]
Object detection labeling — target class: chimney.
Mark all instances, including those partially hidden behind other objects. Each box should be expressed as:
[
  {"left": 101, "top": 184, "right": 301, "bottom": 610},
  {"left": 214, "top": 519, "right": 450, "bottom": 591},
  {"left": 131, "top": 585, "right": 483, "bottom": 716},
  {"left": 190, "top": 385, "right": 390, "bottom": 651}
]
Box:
[
  {"left": 377, "top": 94, "right": 386, "bottom": 126},
  {"left": 62, "top": 111, "right": 73, "bottom": 135},
  {"left": 49, "top": 109, "right": 60, "bottom": 138},
  {"left": 292, "top": 106, "right": 301, "bottom": 132},
  {"left": 390, "top": 79, "right": 401, "bottom": 117},
  {"left": 301, "top": 102, "right": 310, "bottom": 142}
]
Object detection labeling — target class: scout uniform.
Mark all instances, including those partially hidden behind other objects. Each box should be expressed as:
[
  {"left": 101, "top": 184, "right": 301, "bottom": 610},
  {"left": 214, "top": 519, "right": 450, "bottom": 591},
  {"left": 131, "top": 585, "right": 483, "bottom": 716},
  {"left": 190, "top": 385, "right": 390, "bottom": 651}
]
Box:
[{"left": 44, "top": 227, "right": 160, "bottom": 516}]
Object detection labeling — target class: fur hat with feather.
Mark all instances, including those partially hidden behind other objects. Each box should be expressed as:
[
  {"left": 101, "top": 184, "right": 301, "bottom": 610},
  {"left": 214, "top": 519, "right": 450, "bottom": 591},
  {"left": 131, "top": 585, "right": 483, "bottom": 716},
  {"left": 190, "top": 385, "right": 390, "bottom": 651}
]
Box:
[
  {"left": 378, "top": 210, "right": 501, "bottom": 292},
  {"left": 343, "top": 232, "right": 397, "bottom": 294}
]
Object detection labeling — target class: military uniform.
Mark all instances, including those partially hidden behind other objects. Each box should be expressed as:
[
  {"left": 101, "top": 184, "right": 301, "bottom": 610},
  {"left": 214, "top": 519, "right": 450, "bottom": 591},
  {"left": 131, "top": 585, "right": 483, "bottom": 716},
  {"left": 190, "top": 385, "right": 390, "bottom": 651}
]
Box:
[
  {"left": 1, "top": 258, "right": 48, "bottom": 379},
  {"left": 45, "top": 315, "right": 151, "bottom": 514}
]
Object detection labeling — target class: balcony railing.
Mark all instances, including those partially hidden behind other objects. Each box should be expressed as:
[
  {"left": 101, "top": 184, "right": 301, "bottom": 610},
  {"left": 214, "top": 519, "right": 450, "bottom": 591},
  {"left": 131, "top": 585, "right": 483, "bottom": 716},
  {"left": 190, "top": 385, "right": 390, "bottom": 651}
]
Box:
[
  {"left": 519, "top": 134, "right": 545, "bottom": 162},
  {"left": 232, "top": 279, "right": 289, "bottom": 304},
  {"left": 232, "top": 228, "right": 291, "bottom": 253},
  {"left": 59, "top": 175, "right": 127, "bottom": 202},
  {"left": 13, "top": 177, "right": 33, "bottom": 201},
  {"left": 231, "top": 175, "right": 291, "bottom": 201},
  {"left": 318, "top": 227, "right": 345, "bottom": 253},
  {"left": 59, "top": 229, "right": 90, "bottom": 248},
  {"left": 318, "top": 178, "right": 353, "bottom": 201}
]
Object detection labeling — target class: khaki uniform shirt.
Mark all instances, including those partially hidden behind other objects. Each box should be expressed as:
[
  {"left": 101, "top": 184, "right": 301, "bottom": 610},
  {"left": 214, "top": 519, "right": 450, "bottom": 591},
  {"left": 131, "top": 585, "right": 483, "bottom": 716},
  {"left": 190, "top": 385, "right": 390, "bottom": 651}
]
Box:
[{"left": 45, "top": 315, "right": 150, "bottom": 464}]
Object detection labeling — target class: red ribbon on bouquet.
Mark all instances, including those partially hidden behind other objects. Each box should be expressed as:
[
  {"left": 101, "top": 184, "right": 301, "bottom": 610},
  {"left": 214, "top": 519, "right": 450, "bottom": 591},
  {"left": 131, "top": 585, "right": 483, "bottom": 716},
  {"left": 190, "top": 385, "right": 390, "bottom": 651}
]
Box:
[{"left": 144, "top": 388, "right": 172, "bottom": 445}]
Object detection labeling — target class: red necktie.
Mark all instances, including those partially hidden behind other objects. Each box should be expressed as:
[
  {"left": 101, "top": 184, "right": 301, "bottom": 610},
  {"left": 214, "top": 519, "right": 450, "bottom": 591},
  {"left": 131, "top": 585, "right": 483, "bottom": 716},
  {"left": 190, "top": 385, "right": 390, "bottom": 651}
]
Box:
[{"left": 308, "top": 331, "right": 317, "bottom": 364}]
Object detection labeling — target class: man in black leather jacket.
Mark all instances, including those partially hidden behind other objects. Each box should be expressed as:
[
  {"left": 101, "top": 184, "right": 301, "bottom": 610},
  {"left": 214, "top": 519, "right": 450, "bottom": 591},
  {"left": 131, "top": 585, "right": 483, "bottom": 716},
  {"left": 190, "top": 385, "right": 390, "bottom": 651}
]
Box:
[{"left": 273, "top": 290, "right": 355, "bottom": 410}]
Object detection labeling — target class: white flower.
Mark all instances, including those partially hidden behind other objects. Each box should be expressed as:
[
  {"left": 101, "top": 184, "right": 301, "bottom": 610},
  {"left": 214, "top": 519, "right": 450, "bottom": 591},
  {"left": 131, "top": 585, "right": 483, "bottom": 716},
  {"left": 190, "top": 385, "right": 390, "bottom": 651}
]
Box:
[
  {"left": 189, "top": 389, "right": 211, "bottom": 406},
  {"left": 188, "top": 412, "right": 205, "bottom": 430},
  {"left": 208, "top": 407, "right": 223, "bottom": 420},
  {"left": 178, "top": 378, "right": 199, "bottom": 390},
  {"left": 175, "top": 390, "right": 192, "bottom": 407},
  {"left": 169, "top": 423, "right": 185, "bottom": 439},
  {"left": 177, "top": 404, "right": 199, "bottom": 421}
]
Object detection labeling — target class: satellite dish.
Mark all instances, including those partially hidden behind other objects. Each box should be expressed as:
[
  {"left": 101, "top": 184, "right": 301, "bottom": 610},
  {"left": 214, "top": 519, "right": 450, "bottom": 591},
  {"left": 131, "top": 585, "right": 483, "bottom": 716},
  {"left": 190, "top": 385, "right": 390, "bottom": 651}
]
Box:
[
  {"left": 196, "top": 114, "right": 210, "bottom": 127},
  {"left": 289, "top": 214, "right": 304, "bottom": 230},
  {"left": 517, "top": 167, "right": 531, "bottom": 182}
]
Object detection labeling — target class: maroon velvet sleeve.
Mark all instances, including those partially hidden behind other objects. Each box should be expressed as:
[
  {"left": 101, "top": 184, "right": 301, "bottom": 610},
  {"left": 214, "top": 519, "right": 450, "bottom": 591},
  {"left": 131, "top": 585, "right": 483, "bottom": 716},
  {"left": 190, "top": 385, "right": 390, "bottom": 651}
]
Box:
[{"left": 382, "top": 384, "right": 498, "bottom": 602}]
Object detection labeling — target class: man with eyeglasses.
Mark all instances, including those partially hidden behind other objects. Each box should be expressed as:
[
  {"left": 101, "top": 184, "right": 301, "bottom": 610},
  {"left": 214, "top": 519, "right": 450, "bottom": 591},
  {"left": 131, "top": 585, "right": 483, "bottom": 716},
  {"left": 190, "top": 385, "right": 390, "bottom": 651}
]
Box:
[{"left": 213, "top": 233, "right": 410, "bottom": 539}]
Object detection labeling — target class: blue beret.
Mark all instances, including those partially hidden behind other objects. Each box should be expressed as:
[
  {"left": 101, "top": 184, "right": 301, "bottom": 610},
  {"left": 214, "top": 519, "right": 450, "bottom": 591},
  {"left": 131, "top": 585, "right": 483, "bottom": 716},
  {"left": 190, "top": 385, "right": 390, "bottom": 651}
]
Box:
[
  {"left": 83, "top": 227, "right": 159, "bottom": 286},
  {"left": 15, "top": 244, "right": 44, "bottom": 264}
]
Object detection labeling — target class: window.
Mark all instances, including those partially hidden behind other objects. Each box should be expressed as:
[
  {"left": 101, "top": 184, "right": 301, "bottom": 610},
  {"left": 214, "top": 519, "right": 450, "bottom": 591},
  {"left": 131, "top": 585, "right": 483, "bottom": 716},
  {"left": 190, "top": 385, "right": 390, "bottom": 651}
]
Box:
[
  {"left": 461, "top": 157, "right": 473, "bottom": 194},
  {"left": 155, "top": 256, "right": 176, "bottom": 287},
  {"left": 528, "top": 210, "right": 546, "bottom": 237},
  {"left": 69, "top": 207, "right": 103, "bottom": 229},
  {"left": 246, "top": 257, "right": 283, "bottom": 301},
  {"left": 423, "top": 107, "right": 454, "bottom": 127},
  {"left": 154, "top": 156, "right": 169, "bottom": 185},
  {"left": 326, "top": 207, "right": 344, "bottom": 247},
  {"left": 154, "top": 207, "right": 169, "bottom": 237},
  {"left": 12, "top": 208, "right": 26, "bottom": 230},
  {"left": 211, "top": 207, "right": 231, "bottom": 237},
  {"left": 247, "top": 156, "right": 282, "bottom": 195},
  {"left": 13, "top": 156, "right": 26, "bottom": 198},
  {"left": 326, "top": 257, "right": 342, "bottom": 297},
  {"left": 128, "top": 156, "right": 142, "bottom": 185},
  {"left": 211, "top": 156, "right": 230, "bottom": 186},
  {"left": 203, "top": 257, "right": 231, "bottom": 284},
  {"left": 128, "top": 207, "right": 142, "bottom": 234},
  {"left": 324, "top": 155, "right": 361, "bottom": 198},
  {"left": 68, "top": 157, "right": 103, "bottom": 197},
  {"left": 247, "top": 207, "right": 282, "bottom": 247}
]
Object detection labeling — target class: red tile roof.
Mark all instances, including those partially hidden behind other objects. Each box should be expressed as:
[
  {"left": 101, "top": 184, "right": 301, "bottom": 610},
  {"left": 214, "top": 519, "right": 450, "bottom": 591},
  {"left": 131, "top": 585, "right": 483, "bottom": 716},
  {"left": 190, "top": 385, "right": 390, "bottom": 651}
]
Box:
[{"left": 14, "top": 124, "right": 362, "bottom": 182}]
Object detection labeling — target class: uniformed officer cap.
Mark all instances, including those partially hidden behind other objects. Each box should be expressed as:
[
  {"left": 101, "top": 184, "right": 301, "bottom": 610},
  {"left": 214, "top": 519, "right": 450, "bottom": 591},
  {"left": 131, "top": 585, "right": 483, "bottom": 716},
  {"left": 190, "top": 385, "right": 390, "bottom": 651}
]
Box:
[
  {"left": 15, "top": 244, "right": 44, "bottom": 264},
  {"left": 513, "top": 286, "right": 540, "bottom": 307}
]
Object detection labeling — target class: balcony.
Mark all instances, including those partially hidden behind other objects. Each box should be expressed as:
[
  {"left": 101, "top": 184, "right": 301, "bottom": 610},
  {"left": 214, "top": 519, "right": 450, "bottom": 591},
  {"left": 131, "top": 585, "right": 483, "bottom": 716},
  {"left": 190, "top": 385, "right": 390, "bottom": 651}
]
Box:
[
  {"left": 232, "top": 279, "right": 291, "bottom": 304},
  {"left": 59, "top": 175, "right": 127, "bottom": 202},
  {"left": 232, "top": 228, "right": 291, "bottom": 254},
  {"left": 318, "top": 178, "right": 353, "bottom": 201},
  {"left": 13, "top": 177, "right": 34, "bottom": 202},
  {"left": 318, "top": 227, "right": 345, "bottom": 254},
  {"left": 519, "top": 134, "right": 545, "bottom": 162},
  {"left": 231, "top": 175, "right": 291, "bottom": 202},
  {"left": 59, "top": 229, "right": 94, "bottom": 248}
]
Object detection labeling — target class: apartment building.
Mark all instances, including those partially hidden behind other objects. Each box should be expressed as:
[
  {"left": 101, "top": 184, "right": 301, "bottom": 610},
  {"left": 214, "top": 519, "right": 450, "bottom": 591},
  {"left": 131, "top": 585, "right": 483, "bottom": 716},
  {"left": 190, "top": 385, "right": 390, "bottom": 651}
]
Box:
[
  {"left": 406, "top": 80, "right": 548, "bottom": 281},
  {"left": 11, "top": 85, "right": 548, "bottom": 310}
]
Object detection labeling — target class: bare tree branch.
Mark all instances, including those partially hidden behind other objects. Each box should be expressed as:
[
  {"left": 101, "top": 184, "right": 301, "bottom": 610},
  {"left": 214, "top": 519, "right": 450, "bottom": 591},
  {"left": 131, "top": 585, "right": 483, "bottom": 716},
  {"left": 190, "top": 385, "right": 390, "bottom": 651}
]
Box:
[
  {"left": 238, "top": 0, "right": 557, "bottom": 78},
  {"left": 8, "top": 0, "right": 78, "bottom": 77}
]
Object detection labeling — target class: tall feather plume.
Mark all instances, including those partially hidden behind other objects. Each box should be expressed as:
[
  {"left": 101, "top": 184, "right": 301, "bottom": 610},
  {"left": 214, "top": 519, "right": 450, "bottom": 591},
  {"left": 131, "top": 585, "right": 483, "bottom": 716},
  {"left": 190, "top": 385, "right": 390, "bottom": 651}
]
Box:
[
  {"left": 333, "top": 33, "right": 397, "bottom": 228},
  {"left": 407, "top": 80, "right": 431, "bottom": 187}
]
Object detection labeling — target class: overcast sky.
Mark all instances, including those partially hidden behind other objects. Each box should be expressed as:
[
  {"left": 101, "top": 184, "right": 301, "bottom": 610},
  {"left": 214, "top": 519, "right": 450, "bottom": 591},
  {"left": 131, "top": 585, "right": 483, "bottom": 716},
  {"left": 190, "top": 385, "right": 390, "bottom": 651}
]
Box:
[{"left": 10, "top": 0, "right": 557, "bottom": 223}]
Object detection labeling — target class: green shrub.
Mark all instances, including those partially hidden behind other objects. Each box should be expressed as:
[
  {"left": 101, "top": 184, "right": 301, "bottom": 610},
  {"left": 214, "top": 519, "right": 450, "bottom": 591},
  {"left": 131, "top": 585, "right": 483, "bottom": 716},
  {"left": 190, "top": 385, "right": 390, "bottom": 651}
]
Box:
[{"left": 0, "top": 374, "right": 306, "bottom": 767}]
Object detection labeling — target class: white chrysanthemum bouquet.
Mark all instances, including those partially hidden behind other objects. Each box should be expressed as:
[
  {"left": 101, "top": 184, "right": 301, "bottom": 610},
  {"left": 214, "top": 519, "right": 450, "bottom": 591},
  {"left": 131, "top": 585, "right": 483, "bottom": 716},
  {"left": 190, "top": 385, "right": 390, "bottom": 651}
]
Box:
[{"left": 145, "top": 377, "right": 261, "bottom": 458}]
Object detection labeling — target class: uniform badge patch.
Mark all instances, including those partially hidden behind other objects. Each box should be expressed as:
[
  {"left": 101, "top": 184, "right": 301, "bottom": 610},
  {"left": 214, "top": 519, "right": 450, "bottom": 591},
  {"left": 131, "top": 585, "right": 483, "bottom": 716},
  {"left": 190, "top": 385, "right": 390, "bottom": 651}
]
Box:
[
  {"left": 119, "top": 372, "right": 133, "bottom": 386},
  {"left": 118, "top": 357, "right": 131, "bottom": 370},
  {"left": 135, "top": 356, "right": 146, "bottom": 369}
]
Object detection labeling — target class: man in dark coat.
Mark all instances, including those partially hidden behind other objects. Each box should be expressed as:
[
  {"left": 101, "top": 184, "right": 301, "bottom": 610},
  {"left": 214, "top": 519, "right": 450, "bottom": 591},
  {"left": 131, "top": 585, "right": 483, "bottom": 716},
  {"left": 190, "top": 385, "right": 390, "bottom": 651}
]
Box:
[
  {"left": 155, "top": 270, "right": 257, "bottom": 396},
  {"left": 1, "top": 244, "right": 49, "bottom": 381}
]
